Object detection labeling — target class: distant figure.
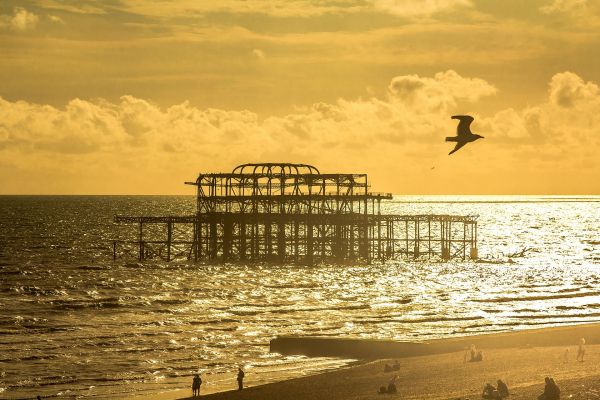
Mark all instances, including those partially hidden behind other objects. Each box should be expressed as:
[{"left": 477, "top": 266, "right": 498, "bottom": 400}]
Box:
[
  {"left": 446, "top": 115, "right": 484, "bottom": 155},
  {"left": 465, "top": 344, "right": 477, "bottom": 363},
  {"left": 384, "top": 363, "right": 392, "bottom": 372},
  {"left": 468, "top": 346, "right": 483, "bottom": 362},
  {"left": 482, "top": 382, "right": 499, "bottom": 399},
  {"left": 497, "top": 379, "right": 509, "bottom": 398},
  {"left": 576, "top": 338, "right": 586, "bottom": 362},
  {"left": 237, "top": 367, "right": 245, "bottom": 391},
  {"left": 387, "top": 375, "right": 398, "bottom": 394},
  {"left": 192, "top": 374, "right": 202, "bottom": 397},
  {"left": 563, "top": 348, "right": 569, "bottom": 363},
  {"left": 538, "top": 377, "right": 560, "bottom": 400}
]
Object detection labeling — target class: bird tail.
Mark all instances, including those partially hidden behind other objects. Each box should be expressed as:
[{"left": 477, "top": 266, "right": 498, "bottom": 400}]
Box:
[{"left": 445, "top": 136, "right": 458, "bottom": 142}]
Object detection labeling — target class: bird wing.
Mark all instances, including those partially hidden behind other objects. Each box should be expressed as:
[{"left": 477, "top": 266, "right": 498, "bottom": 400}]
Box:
[
  {"left": 451, "top": 115, "right": 474, "bottom": 138},
  {"left": 448, "top": 141, "right": 467, "bottom": 155}
]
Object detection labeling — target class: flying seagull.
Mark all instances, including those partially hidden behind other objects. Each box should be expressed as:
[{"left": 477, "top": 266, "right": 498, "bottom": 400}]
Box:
[{"left": 445, "top": 115, "right": 484, "bottom": 155}]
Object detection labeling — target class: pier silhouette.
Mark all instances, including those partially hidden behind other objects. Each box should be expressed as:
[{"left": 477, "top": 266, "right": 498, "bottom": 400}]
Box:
[{"left": 113, "top": 163, "right": 478, "bottom": 263}]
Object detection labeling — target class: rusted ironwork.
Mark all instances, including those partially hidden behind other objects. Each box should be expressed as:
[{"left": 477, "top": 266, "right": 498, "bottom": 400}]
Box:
[{"left": 113, "top": 163, "right": 478, "bottom": 263}]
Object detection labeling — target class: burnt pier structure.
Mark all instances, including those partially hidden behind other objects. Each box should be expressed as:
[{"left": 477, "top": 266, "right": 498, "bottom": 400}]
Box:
[{"left": 113, "top": 163, "right": 478, "bottom": 263}]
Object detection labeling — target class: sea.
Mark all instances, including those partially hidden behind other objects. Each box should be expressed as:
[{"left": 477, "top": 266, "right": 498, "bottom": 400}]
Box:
[{"left": 1, "top": 195, "right": 599, "bottom": 399}]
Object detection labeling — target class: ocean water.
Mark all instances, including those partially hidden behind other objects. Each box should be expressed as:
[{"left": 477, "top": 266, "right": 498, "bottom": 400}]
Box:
[{"left": 1, "top": 195, "right": 599, "bottom": 399}]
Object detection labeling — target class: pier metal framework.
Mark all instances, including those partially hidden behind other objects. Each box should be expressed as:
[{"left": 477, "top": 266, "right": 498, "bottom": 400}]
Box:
[{"left": 113, "top": 163, "right": 478, "bottom": 263}]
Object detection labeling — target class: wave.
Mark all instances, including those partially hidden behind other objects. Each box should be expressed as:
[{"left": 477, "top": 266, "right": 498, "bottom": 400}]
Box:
[
  {"left": 356, "top": 315, "right": 484, "bottom": 324},
  {"left": 473, "top": 291, "right": 600, "bottom": 303}
]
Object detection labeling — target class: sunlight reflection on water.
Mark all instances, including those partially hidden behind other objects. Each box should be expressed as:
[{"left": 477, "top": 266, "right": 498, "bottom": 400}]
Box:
[{"left": 0, "top": 195, "right": 599, "bottom": 398}]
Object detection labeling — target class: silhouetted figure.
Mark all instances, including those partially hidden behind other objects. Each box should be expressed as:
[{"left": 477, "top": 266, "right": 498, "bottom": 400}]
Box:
[
  {"left": 387, "top": 375, "right": 398, "bottom": 394},
  {"left": 384, "top": 363, "right": 392, "bottom": 372},
  {"left": 237, "top": 367, "right": 245, "bottom": 391},
  {"left": 468, "top": 345, "right": 483, "bottom": 362},
  {"left": 538, "top": 377, "right": 560, "bottom": 400},
  {"left": 192, "top": 374, "right": 202, "bottom": 396},
  {"left": 446, "top": 115, "right": 484, "bottom": 155},
  {"left": 497, "top": 379, "right": 509, "bottom": 398},
  {"left": 576, "top": 338, "right": 585, "bottom": 362},
  {"left": 482, "top": 383, "right": 500, "bottom": 399},
  {"left": 37, "top": 397, "right": 42, "bottom": 400},
  {"left": 465, "top": 344, "right": 477, "bottom": 363}
]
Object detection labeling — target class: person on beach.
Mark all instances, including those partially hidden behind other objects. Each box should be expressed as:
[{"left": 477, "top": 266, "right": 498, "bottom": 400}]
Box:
[
  {"left": 497, "top": 379, "right": 509, "bottom": 398},
  {"left": 192, "top": 374, "right": 202, "bottom": 396},
  {"left": 538, "top": 377, "right": 560, "bottom": 400},
  {"left": 387, "top": 374, "right": 398, "bottom": 394},
  {"left": 482, "top": 383, "right": 500, "bottom": 399},
  {"left": 237, "top": 367, "right": 245, "bottom": 391},
  {"left": 576, "top": 338, "right": 586, "bottom": 362}
]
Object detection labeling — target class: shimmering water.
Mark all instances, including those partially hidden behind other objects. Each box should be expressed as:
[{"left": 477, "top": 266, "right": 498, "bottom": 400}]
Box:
[{"left": 1, "top": 195, "right": 599, "bottom": 399}]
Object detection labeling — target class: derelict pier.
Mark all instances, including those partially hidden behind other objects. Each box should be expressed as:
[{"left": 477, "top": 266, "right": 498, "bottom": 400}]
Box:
[{"left": 113, "top": 163, "right": 478, "bottom": 264}]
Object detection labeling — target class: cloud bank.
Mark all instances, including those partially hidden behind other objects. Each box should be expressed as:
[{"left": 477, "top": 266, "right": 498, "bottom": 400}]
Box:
[
  {"left": 0, "top": 7, "right": 39, "bottom": 31},
  {"left": 0, "top": 70, "right": 599, "bottom": 193}
]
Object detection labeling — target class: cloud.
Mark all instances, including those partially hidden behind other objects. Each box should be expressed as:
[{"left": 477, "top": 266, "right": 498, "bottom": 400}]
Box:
[
  {"left": 0, "top": 7, "right": 39, "bottom": 31},
  {"left": 48, "top": 15, "right": 65, "bottom": 24},
  {"left": 0, "top": 71, "right": 599, "bottom": 193},
  {"left": 37, "top": 0, "right": 108, "bottom": 15},
  {"left": 548, "top": 71, "right": 599, "bottom": 107},
  {"left": 252, "top": 48, "right": 266, "bottom": 60},
  {"left": 371, "top": 0, "right": 472, "bottom": 17},
  {"left": 540, "top": 0, "right": 587, "bottom": 14},
  {"left": 117, "top": 0, "right": 472, "bottom": 19},
  {"left": 388, "top": 70, "right": 497, "bottom": 112}
]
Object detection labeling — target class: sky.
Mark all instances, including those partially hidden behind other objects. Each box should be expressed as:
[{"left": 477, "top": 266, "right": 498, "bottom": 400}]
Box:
[{"left": 1, "top": 0, "right": 600, "bottom": 194}]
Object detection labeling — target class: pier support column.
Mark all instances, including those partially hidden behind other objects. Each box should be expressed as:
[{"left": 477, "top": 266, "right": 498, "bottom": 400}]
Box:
[
  {"left": 223, "top": 218, "right": 232, "bottom": 262},
  {"left": 306, "top": 222, "right": 313, "bottom": 265},
  {"left": 166, "top": 219, "right": 172, "bottom": 262},
  {"left": 209, "top": 220, "right": 218, "bottom": 260},
  {"left": 278, "top": 222, "right": 286, "bottom": 262},
  {"left": 240, "top": 222, "right": 246, "bottom": 261}
]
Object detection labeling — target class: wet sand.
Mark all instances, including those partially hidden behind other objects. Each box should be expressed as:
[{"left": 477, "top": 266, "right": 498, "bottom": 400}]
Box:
[{"left": 137, "top": 323, "right": 600, "bottom": 400}]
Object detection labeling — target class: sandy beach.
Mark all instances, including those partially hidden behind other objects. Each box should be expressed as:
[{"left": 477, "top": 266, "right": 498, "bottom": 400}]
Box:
[{"left": 134, "top": 323, "right": 600, "bottom": 400}]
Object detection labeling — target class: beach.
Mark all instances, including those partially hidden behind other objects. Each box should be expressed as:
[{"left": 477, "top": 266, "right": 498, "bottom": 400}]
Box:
[{"left": 136, "top": 323, "right": 600, "bottom": 400}]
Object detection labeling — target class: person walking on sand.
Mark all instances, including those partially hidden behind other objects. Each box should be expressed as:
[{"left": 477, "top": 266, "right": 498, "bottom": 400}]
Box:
[
  {"left": 192, "top": 374, "right": 202, "bottom": 397},
  {"left": 576, "top": 338, "right": 586, "bottom": 362},
  {"left": 237, "top": 367, "right": 245, "bottom": 391}
]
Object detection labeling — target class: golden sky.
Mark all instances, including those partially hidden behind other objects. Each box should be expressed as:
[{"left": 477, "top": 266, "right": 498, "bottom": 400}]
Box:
[{"left": 1, "top": 0, "right": 600, "bottom": 194}]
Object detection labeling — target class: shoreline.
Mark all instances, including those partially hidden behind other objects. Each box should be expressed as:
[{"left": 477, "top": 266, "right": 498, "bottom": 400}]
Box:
[{"left": 129, "top": 322, "right": 600, "bottom": 400}]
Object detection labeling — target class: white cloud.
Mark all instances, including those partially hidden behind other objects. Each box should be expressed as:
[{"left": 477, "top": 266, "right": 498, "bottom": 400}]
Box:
[
  {"left": 48, "top": 15, "right": 65, "bottom": 24},
  {"left": 371, "top": 0, "right": 472, "bottom": 17},
  {"left": 0, "top": 7, "right": 39, "bottom": 31},
  {"left": 252, "top": 48, "right": 266, "bottom": 60},
  {"left": 1, "top": 71, "right": 599, "bottom": 193},
  {"left": 548, "top": 71, "right": 599, "bottom": 108},
  {"left": 388, "top": 70, "right": 497, "bottom": 112},
  {"left": 540, "top": 0, "right": 587, "bottom": 14}
]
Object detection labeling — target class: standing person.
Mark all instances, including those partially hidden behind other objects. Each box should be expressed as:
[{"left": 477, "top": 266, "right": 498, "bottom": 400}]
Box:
[
  {"left": 237, "top": 367, "right": 245, "bottom": 391},
  {"left": 576, "top": 338, "right": 586, "bottom": 362},
  {"left": 192, "top": 374, "right": 202, "bottom": 397}
]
